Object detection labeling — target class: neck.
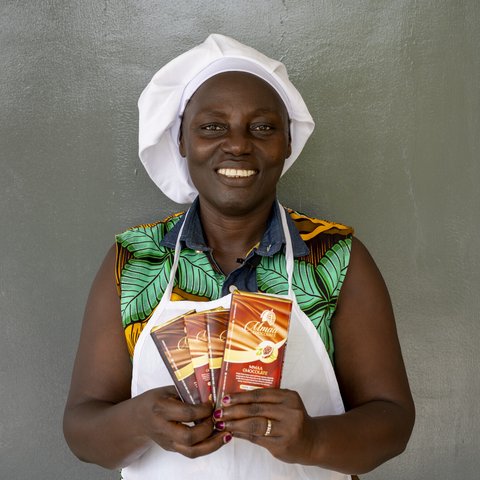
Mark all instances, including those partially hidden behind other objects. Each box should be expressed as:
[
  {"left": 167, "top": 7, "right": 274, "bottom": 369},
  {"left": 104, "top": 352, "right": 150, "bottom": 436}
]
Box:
[{"left": 197, "top": 198, "right": 275, "bottom": 275}]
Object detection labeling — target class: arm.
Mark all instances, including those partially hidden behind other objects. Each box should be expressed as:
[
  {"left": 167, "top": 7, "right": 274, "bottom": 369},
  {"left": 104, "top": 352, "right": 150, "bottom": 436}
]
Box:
[
  {"left": 63, "top": 246, "right": 227, "bottom": 469},
  {"left": 214, "top": 237, "right": 415, "bottom": 474},
  {"left": 322, "top": 236, "right": 415, "bottom": 471}
]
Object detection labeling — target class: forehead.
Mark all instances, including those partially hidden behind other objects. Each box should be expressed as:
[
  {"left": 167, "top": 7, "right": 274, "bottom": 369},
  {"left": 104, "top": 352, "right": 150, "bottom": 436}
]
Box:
[{"left": 184, "top": 72, "right": 288, "bottom": 116}]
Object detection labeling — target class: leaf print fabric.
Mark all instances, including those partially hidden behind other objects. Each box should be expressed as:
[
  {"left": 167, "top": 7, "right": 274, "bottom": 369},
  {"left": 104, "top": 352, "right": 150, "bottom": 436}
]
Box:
[
  {"left": 116, "top": 216, "right": 225, "bottom": 329},
  {"left": 116, "top": 209, "right": 353, "bottom": 360},
  {"left": 117, "top": 222, "right": 178, "bottom": 325},
  {"left": 120, "top": 258, "right": 172, "bottom": 324},
  {"left": 256, "top": 238, "right": 351, "bottom": 361},
  {"left": 177, "top": 250, "right": 222, "bottom": 300}
]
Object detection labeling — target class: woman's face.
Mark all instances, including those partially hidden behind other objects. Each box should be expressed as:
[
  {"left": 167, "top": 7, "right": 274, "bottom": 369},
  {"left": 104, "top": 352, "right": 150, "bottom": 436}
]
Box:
[{"left": 179, "top": 72, "right": 291, "bottom": 216}]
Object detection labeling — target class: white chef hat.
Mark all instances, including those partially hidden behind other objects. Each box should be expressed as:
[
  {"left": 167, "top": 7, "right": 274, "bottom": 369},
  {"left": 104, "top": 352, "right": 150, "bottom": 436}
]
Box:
[{"left": 138, "top": 33, "right": 315, "bottom": 204}]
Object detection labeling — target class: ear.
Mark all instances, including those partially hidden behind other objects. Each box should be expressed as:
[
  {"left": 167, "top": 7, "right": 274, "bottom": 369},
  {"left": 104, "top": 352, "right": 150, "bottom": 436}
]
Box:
[
  {"left": 286, "top": 127, "right": 292, "bottom": 158},
  {"left": 178, "top": 127, "right": 186, "bottom": 158},
  {"left": 286, "top": 142, "right": 292, "bottom": 158}
]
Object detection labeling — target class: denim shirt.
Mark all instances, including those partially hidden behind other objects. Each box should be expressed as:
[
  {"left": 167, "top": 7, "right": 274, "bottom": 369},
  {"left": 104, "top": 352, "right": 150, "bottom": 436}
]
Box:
[{"left": 161, "top": 198, "right": 309, "bottom": 296}]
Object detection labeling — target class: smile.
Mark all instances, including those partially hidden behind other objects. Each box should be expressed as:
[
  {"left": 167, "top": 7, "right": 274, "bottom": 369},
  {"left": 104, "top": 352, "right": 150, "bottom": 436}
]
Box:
[{"left": 217, "top": 168, "right": 257, "bottom": 178}]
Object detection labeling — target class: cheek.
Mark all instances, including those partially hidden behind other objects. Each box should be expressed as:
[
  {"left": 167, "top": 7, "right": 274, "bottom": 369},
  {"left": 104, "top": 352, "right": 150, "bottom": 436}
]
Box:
[
  {"left": 265, "top": 132, "right": 290, "bottom": 155},
  {"left": 183, "top": 137, "right": 217, "bottom": 164},
  {"left": 263, "top": 140, "right": 290, "bottom": 167},
  {"left": 186, "top": 155, "right": 211, "bottom": 187}
]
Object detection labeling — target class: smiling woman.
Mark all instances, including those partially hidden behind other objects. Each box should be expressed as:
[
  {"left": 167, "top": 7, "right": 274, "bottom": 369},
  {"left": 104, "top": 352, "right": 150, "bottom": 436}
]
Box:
[{"left": 63, "top": 34, "right": 414, "bottom": 480}]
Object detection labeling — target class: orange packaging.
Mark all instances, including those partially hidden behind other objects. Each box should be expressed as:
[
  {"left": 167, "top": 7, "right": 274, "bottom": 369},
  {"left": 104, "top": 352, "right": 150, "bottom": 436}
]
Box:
[
  {"left": 205, "top": 308, "right": 230, "bottom": 405},
  {"left": 184, "top": 311, "right": 212, "bottom": 403},
  {"left": 216, "top": 291, "right": 292, "bottom": 406},
  {"left": 150, "top": 311, "right": 201, "bottom": 404}
]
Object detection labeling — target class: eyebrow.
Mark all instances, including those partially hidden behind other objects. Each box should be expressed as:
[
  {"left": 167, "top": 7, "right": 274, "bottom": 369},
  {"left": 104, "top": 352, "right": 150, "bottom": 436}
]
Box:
[{"left": 193, "top": 107, "right": 283, "bottom": 117}]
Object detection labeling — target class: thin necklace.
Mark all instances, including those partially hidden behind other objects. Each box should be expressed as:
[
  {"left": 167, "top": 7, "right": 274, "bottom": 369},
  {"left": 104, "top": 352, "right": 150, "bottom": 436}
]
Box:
[{"left": 207, "top": 241, "right": 261, "bottom": 274}]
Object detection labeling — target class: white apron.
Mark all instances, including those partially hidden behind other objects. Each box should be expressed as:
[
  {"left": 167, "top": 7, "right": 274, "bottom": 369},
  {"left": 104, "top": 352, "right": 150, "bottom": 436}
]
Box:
[{"left": 122, "top": 205, "right": 351, "bottom": 480}]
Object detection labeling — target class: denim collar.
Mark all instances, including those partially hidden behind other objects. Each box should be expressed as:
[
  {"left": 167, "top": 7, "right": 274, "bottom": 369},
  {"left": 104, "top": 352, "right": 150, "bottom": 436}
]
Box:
[{"left": 161, "top": 197, "right": 309, "bottom": 258}]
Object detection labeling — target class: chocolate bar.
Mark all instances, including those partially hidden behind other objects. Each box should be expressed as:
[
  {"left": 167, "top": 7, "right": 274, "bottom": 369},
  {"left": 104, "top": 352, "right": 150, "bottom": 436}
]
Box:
[
  {"left": 205, "top": 308, "right": 230, "bottom": 404},
  {"left": 150, "top": 311, "right": 200, "bottom": 404},
  {"left": 184, "top": 311, "right": 212, "bottom": 403},
  {"left": 216, "top": 291, "right": 292, "bottom": 406}
]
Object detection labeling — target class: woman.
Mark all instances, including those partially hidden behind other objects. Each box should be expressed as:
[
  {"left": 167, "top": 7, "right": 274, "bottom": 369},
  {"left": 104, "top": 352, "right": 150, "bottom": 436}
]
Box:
[{"left": 64, "top": 34, "right": 414, "bottom": 479}]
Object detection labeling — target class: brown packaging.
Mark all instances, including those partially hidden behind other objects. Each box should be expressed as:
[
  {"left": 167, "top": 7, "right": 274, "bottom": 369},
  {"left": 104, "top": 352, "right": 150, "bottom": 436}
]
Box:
[
  {"left": 150, "top": 311, "right": 201, "bottom": 404},
  {"left": 183, "top": 311, "right": 212, "bottom": 403},
  {"left": 205, "top": 309, "right": 230, "bottom": 405},
  {"left": 216, "top": 291, "right": 292, "bottom": 406}
]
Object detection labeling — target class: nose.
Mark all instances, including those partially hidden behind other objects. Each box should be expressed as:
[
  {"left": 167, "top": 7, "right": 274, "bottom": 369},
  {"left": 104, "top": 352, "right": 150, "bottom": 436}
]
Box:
[{"left": 221, "top": 126, "right": 252, "bottom": 156}]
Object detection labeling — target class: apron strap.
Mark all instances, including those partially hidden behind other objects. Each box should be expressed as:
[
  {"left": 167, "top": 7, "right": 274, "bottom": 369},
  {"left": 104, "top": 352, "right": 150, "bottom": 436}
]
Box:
[
  {"left": 163, "top": 201, "right": 295, "bottom": 299},
  {"left": 156, "top": 207, "right": 191, "bottom": 310},
  {"left": 277, "top": 202, "right": 295, "bottom": 298}
]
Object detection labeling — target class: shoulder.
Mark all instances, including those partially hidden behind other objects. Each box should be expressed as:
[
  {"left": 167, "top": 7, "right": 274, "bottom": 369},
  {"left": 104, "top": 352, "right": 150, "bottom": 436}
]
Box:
[
  {"left": 114, "top": 211, "right": 184, "bottom": 290},
  {"left": 286, "top": 207, "right": 353, "bottom": 240},
  {"left": 285, "top": 207, "right": 354, "bottom": 265},
  {"left": 116, "top": 211, "right": 184, "bottom": 251}
]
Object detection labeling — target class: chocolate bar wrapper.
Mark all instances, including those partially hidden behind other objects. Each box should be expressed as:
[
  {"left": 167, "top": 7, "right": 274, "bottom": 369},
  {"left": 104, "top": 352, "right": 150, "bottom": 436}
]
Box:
[
  {"left": 150, "top": 311, "right": 201, "bottom": 404},
  {"left": 183, "top": 311, "right": 212, "bottom": 403},
  {"left": 216, "top": 291, "right": 292, "bottom": 406},
  {"left": 205, "top": 309, "right": 229, "bottom": 404}
]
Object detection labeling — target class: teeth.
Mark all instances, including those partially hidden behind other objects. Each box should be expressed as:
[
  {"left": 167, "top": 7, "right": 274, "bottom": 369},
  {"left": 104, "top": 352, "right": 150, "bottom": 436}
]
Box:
[{"left": 217, "top": 168, "right": 257, "bottom": 178}]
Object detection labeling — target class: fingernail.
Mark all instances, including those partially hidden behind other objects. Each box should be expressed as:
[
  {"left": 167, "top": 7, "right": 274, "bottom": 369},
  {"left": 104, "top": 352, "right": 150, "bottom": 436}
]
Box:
[
  {"left": 213, "top": 409, "right": 223, "bottom": 420},
  {"left": 215, "top": 421, "right": 225, "bottom": 431},
  {"left": 222, "top": 395, "right": 231, "bottom": 406},
  {"left": 223, "top": 433, "right": 233, "bottom": 444}
]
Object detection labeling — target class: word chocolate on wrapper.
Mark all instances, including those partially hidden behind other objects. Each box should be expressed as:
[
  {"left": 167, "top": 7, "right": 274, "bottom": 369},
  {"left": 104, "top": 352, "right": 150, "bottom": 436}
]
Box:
[
  {"left": 150, "top": 311, "right": 200, "bottom": 404},
  {"left": 216, "top": 291, "right": 292, "bottom": 406}
]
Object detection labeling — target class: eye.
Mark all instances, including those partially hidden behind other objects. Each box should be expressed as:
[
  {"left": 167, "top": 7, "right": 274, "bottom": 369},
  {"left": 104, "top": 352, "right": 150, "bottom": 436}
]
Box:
[
  {"left": 202, "top": 123, "right": 225, "bottom": 131},
  {"left": 251, "top": 123, "right": 273, "bottom": 132}
]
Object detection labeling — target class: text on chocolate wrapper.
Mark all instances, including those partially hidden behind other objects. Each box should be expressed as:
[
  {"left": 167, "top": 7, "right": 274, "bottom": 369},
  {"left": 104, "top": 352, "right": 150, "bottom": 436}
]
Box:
[{"left": 243, "top": 321, "right": 278, "bottom": 336}]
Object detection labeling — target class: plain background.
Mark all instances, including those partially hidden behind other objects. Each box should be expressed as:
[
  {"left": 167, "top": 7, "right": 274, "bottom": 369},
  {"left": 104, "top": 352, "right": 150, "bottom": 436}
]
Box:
[{"left": 1, "top": 1, "right": 479, "bottom": 478}]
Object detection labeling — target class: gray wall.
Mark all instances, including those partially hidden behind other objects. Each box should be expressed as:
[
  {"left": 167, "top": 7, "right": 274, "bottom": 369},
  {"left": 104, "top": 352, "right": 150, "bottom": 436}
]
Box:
[{"left": 1, "top": 1, "right": 478, "bottom": 478}]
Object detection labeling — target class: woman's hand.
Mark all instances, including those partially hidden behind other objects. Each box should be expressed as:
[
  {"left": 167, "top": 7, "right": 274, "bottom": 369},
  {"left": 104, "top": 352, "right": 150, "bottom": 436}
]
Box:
[
  {"left": 133, "top": 386, "right": 229, "bottom": 458},
  {"left": 212, "top": 388, "right": 316, "bottom": 464}
]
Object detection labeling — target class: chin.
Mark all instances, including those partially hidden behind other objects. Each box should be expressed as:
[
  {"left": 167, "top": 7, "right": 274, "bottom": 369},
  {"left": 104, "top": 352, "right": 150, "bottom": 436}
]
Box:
[{"left": 203, "top": 193, "right": 275, "bottom": 217}]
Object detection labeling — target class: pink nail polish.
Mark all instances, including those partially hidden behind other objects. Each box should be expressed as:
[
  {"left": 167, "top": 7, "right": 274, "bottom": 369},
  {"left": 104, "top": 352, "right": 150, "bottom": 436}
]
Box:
[
  {"left": 213, "top": 409, "right": 223, "bottom": 420},
  {"left": 215, "top": 421, "right": 225, "bottom": 431},
  {"left": 222, "top": 395, "right": 231, "bottom": 406},
  {"left": 223, "top": 433, "right": 233, "bottom": 444}
]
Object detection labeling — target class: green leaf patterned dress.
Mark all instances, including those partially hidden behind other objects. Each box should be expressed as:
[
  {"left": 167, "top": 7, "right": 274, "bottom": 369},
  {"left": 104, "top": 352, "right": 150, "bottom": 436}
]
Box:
[{"left": 115, "top": 208, "right": 353, "bottom": 363}]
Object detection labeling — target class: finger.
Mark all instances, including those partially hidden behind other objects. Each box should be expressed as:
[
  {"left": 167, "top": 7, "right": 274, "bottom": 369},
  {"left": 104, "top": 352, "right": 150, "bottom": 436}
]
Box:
[
  {"left": 174, "top": 430, "right": 232, "bottom": 459},
  {"left": 222, "top": 388, "right": 296, "bottom": 407},
  {"left": 161, "top": 385, "right": 182, "bottom": 398},
  {"left": 153, "top": 416, "right": 215, "bottom": 448},
  {"left": 153, "top": 397, "right": 213, "bottom": 423},
  {"left": 214, "top": 402, "right": 284, "bottom": 422},
  {"left": 224, "top": 417, "right": 280, "bottom": 439}
]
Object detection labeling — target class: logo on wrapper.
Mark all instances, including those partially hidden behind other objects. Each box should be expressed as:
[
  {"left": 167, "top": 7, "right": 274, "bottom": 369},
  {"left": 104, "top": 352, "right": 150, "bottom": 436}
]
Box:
[
  {"left": 260, "top": 309, "right": 276, "bottom": 326},
  {"left": 256, "top": 340, "right": 278, "bottom": 363},
  {"left": 244, "top": 309, "right": 278, "bottom": 336},
  {"left": 176, "top": 336, "right": 189, "bottom": 350}
]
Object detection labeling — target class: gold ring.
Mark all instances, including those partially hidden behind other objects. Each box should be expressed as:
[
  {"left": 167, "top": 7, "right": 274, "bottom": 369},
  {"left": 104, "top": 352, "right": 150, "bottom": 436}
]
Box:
[{"left": 264, "top": 418, "right": 272, "bottom": 437}]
